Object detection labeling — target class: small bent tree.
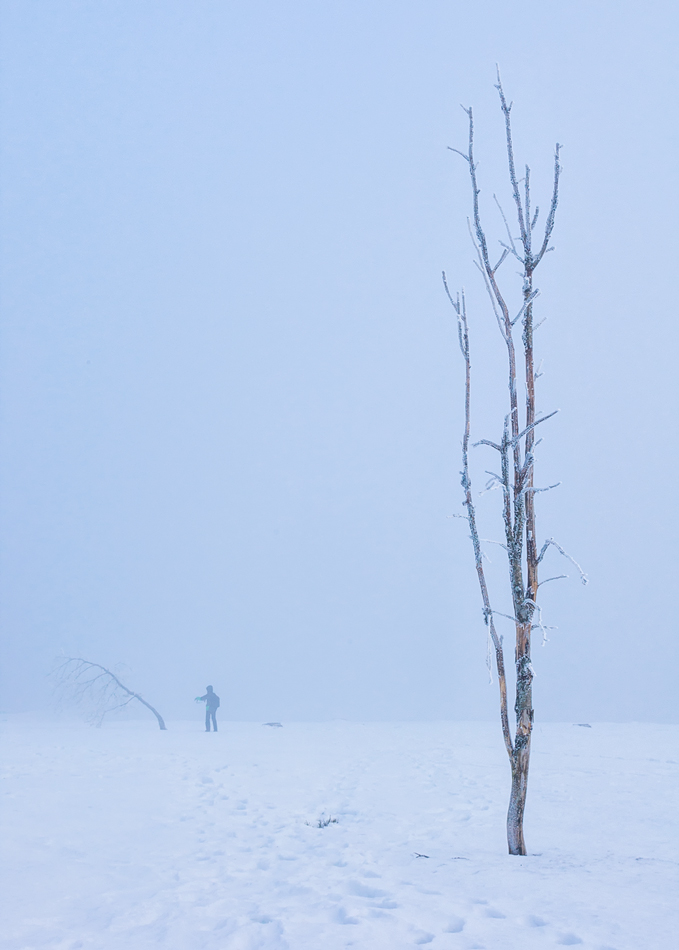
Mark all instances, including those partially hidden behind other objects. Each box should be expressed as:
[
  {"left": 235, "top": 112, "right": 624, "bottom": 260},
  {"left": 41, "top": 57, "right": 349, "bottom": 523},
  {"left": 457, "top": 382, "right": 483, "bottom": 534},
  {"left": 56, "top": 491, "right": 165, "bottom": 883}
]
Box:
[
  {"left": 55, "top": 657, "right": 167, "bottom": 730},
  {"left": 444, "top": 73, "right": 586, "bottom": 855}
]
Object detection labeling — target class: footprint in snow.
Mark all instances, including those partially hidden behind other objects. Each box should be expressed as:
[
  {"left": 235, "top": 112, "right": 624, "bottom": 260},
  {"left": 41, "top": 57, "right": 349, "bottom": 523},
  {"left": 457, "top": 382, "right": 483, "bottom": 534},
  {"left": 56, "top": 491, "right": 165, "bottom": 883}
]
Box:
[
  {"left": 557, "top": 934, "right": 583, "bottom": 945},
  {"left": 523, "top": 915, "right": 546, "bottom": 927},
  {"left": 442, "top": 916, "right": 465, "bottom": 933},
  {"left": 333, "top": 907, "right": 360, "bottom": 925},
  {"left": 347, "top": 881, "right": 387, "bottom": 899}
]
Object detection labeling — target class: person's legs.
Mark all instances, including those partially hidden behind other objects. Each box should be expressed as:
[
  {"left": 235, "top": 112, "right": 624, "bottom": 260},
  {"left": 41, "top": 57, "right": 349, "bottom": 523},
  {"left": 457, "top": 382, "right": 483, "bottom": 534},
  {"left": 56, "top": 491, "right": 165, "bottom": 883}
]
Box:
[
  {"left": 205, "top": 708, "right": 211, "bottom": 731},
  {"left": 210, "top": 710, "right": 218, "bottom": 732}
]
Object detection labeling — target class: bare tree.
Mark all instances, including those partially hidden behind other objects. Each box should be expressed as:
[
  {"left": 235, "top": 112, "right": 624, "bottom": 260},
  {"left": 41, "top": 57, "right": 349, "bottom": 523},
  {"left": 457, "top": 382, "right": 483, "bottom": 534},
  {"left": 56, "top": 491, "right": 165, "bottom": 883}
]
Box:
[
  {"left": 444, "top": 72, "right": 586, "bottom": 855},
  {"left": 55, "top": 657, "right": 167, "bottom": 730}
]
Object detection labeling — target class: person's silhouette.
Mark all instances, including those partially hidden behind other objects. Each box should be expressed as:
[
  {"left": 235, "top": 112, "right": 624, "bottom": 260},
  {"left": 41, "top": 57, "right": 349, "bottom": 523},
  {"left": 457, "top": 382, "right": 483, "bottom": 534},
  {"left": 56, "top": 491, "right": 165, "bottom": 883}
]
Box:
[{"left": 195, "top": 685, "right": 220, "bottom": 732}]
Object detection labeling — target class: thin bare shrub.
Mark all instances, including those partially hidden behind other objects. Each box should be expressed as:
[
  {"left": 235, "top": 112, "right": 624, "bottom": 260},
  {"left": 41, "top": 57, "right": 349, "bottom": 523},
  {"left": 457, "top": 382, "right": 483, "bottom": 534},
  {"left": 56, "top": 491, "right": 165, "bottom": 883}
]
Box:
[{"left": 445, "top": 72, "right": 586, "bottom": 855}]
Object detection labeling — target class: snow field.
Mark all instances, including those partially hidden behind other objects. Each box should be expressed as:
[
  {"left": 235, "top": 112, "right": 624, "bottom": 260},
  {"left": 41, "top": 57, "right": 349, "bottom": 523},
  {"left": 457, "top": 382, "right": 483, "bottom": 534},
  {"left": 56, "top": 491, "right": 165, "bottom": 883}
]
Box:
[{"left": 0, "top": 718, "right": 677, "bottom": 949}]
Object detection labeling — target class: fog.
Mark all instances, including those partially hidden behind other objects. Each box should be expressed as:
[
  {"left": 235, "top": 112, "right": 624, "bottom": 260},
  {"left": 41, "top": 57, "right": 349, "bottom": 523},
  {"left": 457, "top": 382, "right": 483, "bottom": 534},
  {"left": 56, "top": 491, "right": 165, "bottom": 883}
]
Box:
[{"left": 0, "top": 0, "right": 676, "bottom": 723}]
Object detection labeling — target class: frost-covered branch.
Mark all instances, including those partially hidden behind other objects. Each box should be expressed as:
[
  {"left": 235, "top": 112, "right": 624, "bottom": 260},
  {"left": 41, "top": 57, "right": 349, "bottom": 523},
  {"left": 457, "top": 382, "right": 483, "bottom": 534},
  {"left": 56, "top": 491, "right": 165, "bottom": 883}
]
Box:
[
  {"left": 452, "top": 104, "right": 522, "bottom": 482},
  {"left": 536, "top": 538, "right": 589, "bottom": 585},
  {"left": 538, "top": 574, "right": 568, "bottom": 587},
  {"left": 495, "top": 70, "right": 527, "bottom": 252},
  {"left": 534, "top": 144, "right": 562, "bottom": 265},
  {"left": 523, "top": 482, "right": 561, "bottom": 495},
  {"left": 510, "top": 410, "right": 559, "bottom": 447},
  {"left": 493, "top": 194, "right": 521, "bottom": 260},
  {"left": 491, "top": 610, "right": 521, "bottom": 624},
  {"left": 511, "top": 290, "right": 539, "bottom": 326},
  {"left": 530, "top": 605, "right": 556, "bottom": 645},
  {"left": 469, "top": 221, "right": 509, "bottom": 340},
  {"left": 480, "top": 538, "right": 509, "bottom": 551},
  {"left": 479, "top": 473, "right": 503, "bottom": 496},
  {"left": 54, "top": 657, "right": 167, "bottom": 730},
  {"left": 474, "top": 437, "right": 503, "bottom": 452},
  {"left": 444, "top": 275, "right": 513, "bottom": 759}
]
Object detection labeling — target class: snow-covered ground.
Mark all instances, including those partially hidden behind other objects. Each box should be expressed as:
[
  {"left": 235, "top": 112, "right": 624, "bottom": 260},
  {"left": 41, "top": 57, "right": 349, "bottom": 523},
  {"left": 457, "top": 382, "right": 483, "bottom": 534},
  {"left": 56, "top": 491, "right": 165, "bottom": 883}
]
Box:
[{"left": 0, "top": 717, "right": 676, "bottom": 949}]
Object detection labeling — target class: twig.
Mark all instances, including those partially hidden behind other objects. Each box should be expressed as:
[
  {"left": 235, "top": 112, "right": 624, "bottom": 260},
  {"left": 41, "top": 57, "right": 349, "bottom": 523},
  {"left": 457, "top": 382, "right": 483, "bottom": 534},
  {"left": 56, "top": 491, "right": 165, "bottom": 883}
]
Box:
[
  {"left": 493, "top": 194, "right": 520, "bottom": 258},
  {"left": 538, "top": 574, "right": 568, "bottom": 587},
  {"left": 536, "top": 539, "right": 588, "bottom": 585},
  {"left": 445, "top": 277, "right": 513, "bottom": 758}
]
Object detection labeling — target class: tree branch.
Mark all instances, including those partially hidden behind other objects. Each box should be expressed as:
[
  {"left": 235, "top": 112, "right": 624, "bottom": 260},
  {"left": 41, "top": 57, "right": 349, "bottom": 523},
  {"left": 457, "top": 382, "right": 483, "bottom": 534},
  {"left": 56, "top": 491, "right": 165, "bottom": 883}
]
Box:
[
  {"left": 448, "top": 284, "right": 514, "bottom": 759},
  {"left": 54, "top": 658, "right": 168, "bottom": 730},
  {"left": 536, "top": 539, "right": 588, "bottom": 585}
]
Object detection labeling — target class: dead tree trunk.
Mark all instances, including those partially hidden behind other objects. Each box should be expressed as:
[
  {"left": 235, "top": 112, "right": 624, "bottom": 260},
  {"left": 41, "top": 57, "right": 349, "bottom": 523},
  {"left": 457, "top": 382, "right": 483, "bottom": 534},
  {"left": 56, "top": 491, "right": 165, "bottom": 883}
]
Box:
[
  {"left": 445, "top": 73, "right": 585, "bottom": 855},
  {"left": 55, "top": 657, "right": 167, "bottom": 730}
]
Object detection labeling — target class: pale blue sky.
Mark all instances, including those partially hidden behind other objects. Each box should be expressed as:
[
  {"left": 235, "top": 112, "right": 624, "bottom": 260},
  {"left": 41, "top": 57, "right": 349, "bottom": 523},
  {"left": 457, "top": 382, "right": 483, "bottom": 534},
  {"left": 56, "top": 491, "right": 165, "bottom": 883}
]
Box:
[{"left": 1, "top": 0, "right": 677, "bottom": 720}]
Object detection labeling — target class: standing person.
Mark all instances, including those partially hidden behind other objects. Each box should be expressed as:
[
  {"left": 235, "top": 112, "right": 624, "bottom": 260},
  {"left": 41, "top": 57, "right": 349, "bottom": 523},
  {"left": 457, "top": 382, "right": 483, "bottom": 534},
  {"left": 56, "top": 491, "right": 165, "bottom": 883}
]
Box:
[{"left": 195, "top": 685, "right": 220, "bottom": 732}]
